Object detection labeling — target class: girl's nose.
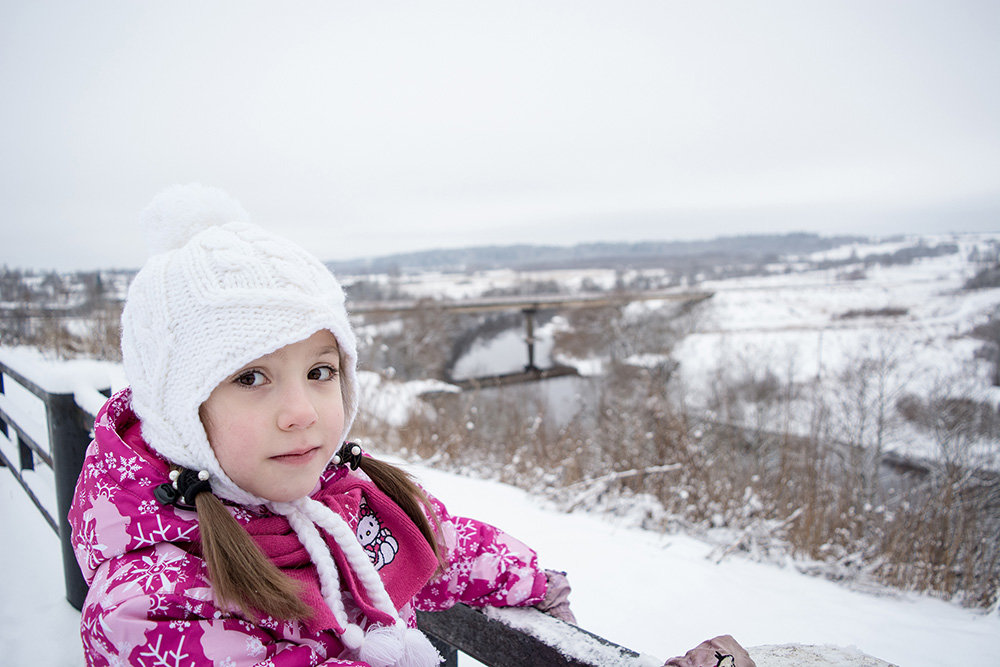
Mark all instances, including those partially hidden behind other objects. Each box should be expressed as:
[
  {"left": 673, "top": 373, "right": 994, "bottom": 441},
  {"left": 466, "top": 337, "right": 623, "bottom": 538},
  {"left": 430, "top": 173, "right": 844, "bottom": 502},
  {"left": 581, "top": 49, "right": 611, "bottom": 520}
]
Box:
[{"left": 277, "top": 382, "right": 319, "bottom": 431}]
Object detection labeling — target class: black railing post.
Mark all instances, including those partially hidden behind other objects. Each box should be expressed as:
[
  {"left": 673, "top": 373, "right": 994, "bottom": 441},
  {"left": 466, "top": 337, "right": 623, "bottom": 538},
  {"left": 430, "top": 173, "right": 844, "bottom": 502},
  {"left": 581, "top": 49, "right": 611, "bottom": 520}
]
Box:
[
  {"left": 0, "top": 371, "right": 6, "bottom": 469},
  {"left": 46, "top": 392, "right": 93, "bottom": 611},
  {"left": 17, "top": 432, "right": 35, "bottom": 471}
]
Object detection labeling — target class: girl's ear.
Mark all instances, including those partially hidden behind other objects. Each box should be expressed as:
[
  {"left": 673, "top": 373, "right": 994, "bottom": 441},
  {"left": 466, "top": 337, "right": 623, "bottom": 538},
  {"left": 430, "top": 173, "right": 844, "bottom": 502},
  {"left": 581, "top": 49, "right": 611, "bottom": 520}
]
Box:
[{"left": 198, "top": 405, "right": 214, "bottom": 444}]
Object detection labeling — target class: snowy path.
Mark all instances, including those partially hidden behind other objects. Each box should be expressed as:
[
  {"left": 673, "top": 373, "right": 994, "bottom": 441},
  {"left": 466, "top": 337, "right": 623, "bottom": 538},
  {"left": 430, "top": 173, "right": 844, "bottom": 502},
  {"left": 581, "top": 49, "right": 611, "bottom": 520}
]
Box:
[{"left": 2, "top": 460, "right": 997, "bottom": 666}]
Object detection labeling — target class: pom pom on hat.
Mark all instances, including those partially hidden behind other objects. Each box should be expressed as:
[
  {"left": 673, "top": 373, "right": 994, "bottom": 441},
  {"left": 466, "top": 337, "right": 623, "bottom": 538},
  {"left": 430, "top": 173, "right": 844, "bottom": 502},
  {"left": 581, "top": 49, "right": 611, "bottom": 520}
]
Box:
[{"left": 140, "top": 183, "right": 250, "bottom": 255}]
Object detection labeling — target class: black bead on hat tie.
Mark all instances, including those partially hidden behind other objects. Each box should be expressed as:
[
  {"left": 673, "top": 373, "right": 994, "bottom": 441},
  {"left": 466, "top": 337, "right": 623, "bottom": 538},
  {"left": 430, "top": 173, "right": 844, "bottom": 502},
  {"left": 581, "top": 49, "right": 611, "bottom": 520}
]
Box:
[
  {"left": 332, "top": 442, "right": 363, "bottom": 470},
  {"left": 154, "top": 468, "right": 212, "bottom": 511}
]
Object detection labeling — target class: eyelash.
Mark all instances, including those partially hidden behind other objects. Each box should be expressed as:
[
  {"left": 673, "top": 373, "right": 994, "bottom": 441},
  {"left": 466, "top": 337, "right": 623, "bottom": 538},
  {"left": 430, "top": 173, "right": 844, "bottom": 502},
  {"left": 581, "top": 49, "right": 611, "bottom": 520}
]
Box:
[
  {"left": 308, "top": 365, "right": 339, "bottom": 381},
  {"left": 232, "top": 365, "right": 339, "bottom": 388},
  {"left": 235, "top": 369, "right": 266, "bottom": 387}
]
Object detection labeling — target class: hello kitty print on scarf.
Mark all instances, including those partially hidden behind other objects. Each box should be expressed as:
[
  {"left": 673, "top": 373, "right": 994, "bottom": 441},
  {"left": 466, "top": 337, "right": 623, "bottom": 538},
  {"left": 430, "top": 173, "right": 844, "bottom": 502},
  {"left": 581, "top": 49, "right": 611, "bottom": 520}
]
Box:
[{"left": 356, "top": 495, "right": 400, "bottom": 570}]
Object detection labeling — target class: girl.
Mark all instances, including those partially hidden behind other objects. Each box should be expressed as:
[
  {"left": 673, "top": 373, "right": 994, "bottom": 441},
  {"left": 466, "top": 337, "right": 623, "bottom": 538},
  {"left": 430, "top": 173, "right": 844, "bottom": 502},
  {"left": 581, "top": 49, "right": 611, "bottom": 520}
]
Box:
[{"left": 68, "top": 185, "right": 574, "bottom": 667}]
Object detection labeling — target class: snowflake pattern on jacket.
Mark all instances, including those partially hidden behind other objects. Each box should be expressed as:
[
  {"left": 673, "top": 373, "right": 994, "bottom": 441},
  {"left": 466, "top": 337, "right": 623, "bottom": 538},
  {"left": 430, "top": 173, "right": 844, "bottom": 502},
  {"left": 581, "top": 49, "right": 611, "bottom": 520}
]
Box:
[{"left": 69, "top": 389, "right": 547, "bottom": 666}]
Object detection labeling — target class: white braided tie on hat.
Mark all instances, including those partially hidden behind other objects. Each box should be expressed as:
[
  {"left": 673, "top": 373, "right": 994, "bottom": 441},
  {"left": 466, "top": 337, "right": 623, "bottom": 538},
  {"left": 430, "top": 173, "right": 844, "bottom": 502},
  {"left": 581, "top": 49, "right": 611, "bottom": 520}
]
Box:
[
  {"left": 271, "top": 499, "right": 440, "bottom": 667},
  {"left": 292, "top": 497, "right": 399, "bottom": 618},
  {"left": 276, "top": 502, "right": 351, "bottom": 630}
]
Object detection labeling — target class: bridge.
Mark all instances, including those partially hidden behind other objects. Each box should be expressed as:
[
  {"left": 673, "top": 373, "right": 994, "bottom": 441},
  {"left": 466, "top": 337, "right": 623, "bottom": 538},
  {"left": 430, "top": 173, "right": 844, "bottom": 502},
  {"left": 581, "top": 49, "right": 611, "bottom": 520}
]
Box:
[{"left": 352, "top": 288, "right": 714, "bottom": 387}]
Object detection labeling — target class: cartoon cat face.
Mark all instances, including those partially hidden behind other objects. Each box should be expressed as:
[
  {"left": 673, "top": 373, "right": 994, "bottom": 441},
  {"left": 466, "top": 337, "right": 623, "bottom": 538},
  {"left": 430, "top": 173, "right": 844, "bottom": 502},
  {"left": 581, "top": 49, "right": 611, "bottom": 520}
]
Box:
[{"left": 356, "top": 515, "right": 380, "bottom": 546}]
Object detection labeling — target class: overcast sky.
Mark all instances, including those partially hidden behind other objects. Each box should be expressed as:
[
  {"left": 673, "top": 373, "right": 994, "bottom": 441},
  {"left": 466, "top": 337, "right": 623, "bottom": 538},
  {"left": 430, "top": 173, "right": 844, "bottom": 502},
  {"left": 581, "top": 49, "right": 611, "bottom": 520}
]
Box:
[{"left": 2, "top": 1, "right": 999, "bottom": 271}]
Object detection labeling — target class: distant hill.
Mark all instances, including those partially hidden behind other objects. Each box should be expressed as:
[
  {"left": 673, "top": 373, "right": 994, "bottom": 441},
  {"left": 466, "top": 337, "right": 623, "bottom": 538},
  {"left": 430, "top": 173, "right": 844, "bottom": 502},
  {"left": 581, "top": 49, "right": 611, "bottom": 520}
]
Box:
[{"left": 326, "top": 232, "right": 868, "bottom": 274}]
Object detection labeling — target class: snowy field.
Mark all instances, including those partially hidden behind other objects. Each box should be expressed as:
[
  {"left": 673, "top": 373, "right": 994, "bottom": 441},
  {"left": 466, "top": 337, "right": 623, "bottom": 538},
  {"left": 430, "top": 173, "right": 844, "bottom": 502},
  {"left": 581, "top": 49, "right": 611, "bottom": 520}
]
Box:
[
  {"left": 668, "top": 235, "right": 1000, "bottom": 464},
  {"left": 413, "top": 234, "right": 1000, "bottom": 465},
  {"left": 2, "top": 457, "right": 999, "bottom": 666}
]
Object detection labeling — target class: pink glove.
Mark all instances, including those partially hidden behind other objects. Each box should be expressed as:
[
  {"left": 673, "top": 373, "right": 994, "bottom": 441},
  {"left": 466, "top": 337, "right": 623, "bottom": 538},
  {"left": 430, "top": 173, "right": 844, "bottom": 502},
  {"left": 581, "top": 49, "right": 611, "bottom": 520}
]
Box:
[
  {"left": 663, "top": 635, "right": 755, "bottom": 667},
  {"left": 535, "top": 569, "right": 577, "bottom": 624}
]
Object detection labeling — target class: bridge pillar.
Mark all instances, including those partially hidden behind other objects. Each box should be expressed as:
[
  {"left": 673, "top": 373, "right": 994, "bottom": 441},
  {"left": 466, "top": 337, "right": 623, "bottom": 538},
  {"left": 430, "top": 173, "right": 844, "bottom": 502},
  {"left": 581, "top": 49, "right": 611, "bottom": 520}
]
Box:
[{"left": 523, "top": 307, "right": 538, "bottom": 372}]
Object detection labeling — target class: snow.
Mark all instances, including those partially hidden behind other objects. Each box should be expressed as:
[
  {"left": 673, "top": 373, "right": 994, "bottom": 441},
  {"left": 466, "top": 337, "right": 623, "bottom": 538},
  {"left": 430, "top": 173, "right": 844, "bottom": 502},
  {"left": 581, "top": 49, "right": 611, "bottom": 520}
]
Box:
[
  {"left": 4, "top": 452, "right": 996, "bottom": 666},
  {"left": 394, "top": 268, "right": 620, "bottom": 301},
  {"left": 665, "top": 236, "right": 1000, "bottom": 463},
  {"left": 0, "top": 472, "right": 85, "bottom": 667},
  {"left": 0, "top": 346, "right": 125, "bottom": 397},
  {"left": 749, "top": 644, "right": 893, "bottom": 666},
  {"left": 480, "top": 607, "right": 662, "bottom": 666},
  {"left": 407, "top": 463, "right": 998, "bottom": 666},
  {"left": 357, "top": 371, "right": 460, "bottom": 426}
]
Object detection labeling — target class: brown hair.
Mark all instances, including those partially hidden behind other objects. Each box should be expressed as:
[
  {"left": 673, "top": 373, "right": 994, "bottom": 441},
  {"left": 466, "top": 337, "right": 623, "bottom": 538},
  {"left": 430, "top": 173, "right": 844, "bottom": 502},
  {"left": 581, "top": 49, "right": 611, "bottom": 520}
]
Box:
[{"left": 193, "top": 456, "right": 444, "bottom": 622}]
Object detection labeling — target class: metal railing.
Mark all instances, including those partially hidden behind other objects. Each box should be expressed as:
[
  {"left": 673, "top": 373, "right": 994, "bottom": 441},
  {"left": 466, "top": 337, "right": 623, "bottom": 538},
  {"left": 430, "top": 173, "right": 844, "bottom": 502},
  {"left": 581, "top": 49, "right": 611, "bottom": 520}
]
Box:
[
  {"left": 0, "top": 357, "right": 106, "bottom": 611},
  {"left": 417, "top": 604, "right": 654, "bottom": 666}
]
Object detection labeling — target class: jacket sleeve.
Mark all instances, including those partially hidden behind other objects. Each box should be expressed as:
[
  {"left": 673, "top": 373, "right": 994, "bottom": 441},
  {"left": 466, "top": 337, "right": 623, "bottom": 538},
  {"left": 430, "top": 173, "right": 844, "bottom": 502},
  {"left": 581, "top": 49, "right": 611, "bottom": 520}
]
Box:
[
  {"left": 411, "top": 494, "right": 548, "bottom": 612},
  {"left": 79, "top": 546, "right": 364, "bottom": 667}
]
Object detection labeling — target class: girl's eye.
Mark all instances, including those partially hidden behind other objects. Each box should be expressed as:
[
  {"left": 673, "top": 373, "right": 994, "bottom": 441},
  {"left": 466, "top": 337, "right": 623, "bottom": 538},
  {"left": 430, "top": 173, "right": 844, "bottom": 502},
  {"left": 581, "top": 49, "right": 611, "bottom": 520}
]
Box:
[
  {"left": 234, "top": 370, "right": 267, "bottom": 387},
  {"left": 308, "top": 365, "right": 338, "bottom": 381}
]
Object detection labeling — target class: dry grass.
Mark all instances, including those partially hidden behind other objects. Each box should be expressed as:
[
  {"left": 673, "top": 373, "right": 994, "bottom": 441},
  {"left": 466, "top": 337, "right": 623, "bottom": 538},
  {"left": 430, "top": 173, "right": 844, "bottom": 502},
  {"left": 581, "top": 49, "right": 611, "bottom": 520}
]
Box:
[{"left": 355, "top": 359, "right": 1000, "bottom": 610}]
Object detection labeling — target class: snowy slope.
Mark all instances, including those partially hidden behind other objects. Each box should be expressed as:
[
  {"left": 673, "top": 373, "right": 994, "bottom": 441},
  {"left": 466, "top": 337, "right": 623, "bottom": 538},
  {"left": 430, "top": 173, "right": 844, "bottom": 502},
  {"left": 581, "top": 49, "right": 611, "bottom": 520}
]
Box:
[
  {"left": 2, "top": 460, "right": 997, "bottom": 666},
  {"left": 672, "top": 235, "right": 998, "bottom": 396}
]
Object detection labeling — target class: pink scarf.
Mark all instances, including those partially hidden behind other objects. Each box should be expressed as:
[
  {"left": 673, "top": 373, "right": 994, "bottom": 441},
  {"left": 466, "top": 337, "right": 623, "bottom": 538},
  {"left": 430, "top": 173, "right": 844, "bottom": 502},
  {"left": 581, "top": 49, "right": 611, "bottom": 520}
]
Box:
[{"left": 245, "top": 473, "right": 439, "bottom": 633}]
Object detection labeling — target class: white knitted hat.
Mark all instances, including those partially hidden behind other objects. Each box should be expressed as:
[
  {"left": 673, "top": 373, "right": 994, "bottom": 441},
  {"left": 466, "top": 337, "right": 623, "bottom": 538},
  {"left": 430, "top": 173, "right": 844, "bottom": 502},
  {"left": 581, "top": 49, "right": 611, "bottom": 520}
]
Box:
[
  {"left": 121, "top": 185, "right": 440, "bottom": 666},
  {"left": 121, "top": 183, "right": 359, "bottom": 506}
]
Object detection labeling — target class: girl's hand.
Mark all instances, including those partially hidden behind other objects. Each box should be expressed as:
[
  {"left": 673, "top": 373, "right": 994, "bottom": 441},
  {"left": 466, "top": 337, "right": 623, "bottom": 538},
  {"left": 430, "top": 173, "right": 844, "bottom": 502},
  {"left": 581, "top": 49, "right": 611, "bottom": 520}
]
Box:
[
  {"left": 663, "top": 635, "right": 756, "bottom": 667},
  {"left": 535, "top": 569, "right": 577, "bottom": 624}
]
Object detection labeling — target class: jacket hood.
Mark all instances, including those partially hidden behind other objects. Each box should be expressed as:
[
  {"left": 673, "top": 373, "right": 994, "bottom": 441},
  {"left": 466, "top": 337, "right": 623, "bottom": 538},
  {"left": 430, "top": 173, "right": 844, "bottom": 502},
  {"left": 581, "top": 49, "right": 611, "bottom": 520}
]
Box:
[{"left": 70, "top": 388, "right": 203, "bottom": 584}]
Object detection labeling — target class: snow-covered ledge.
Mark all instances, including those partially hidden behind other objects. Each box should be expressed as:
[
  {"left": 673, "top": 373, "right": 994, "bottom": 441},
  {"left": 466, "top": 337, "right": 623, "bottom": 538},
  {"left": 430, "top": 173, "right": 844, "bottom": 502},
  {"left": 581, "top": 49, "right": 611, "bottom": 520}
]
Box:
[
  {"left": 749, "top": 643, "right": 895, "bottom": 666},
  {"left": 417, "top": 603, "right": 896, "bottom": 666},
  {"left": 418, "top": 603, "right": 661, "bottom": 666}
]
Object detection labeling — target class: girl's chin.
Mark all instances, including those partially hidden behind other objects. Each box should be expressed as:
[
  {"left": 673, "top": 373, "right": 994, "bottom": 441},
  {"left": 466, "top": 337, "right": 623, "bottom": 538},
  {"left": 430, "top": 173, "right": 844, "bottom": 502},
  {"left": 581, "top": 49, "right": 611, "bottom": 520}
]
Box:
[
  {"left": 253, "top": 473, "right": 325, "bottom": 503},
  {"left": 259, "top": 486, "right": 316, "bottom": 503}
]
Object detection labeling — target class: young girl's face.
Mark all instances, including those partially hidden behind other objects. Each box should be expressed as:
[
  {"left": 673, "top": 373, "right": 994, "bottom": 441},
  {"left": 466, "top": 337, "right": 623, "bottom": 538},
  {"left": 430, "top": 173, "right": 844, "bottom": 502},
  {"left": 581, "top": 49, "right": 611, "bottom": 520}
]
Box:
[{"left": 200, "top": 330, "right": 346, "bottom": 502}]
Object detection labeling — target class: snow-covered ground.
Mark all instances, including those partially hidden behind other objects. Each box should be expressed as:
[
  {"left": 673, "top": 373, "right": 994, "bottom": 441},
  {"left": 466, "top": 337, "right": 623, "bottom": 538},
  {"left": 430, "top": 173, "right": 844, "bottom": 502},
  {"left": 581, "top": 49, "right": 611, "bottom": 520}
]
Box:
[
  {"left": 2, "top": 456, "right": 998, "bottom": 666},
  {"left": 667, "top": 235, "right": 1000, "bottom": 464}
]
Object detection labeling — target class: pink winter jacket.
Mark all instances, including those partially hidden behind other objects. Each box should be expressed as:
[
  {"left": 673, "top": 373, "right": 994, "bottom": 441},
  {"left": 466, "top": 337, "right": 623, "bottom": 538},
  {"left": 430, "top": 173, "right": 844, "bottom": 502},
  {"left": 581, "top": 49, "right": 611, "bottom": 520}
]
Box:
[{"left": 69, "top": 389, "right": 547, "bottom": 666}]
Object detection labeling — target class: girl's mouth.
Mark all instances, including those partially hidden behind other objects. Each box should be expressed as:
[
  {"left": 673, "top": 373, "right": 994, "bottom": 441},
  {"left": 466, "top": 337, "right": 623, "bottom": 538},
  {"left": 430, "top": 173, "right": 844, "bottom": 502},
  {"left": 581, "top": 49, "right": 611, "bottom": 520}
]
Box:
[{"left": 270, "top": 447, "right": 320, "bottom": 463}]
